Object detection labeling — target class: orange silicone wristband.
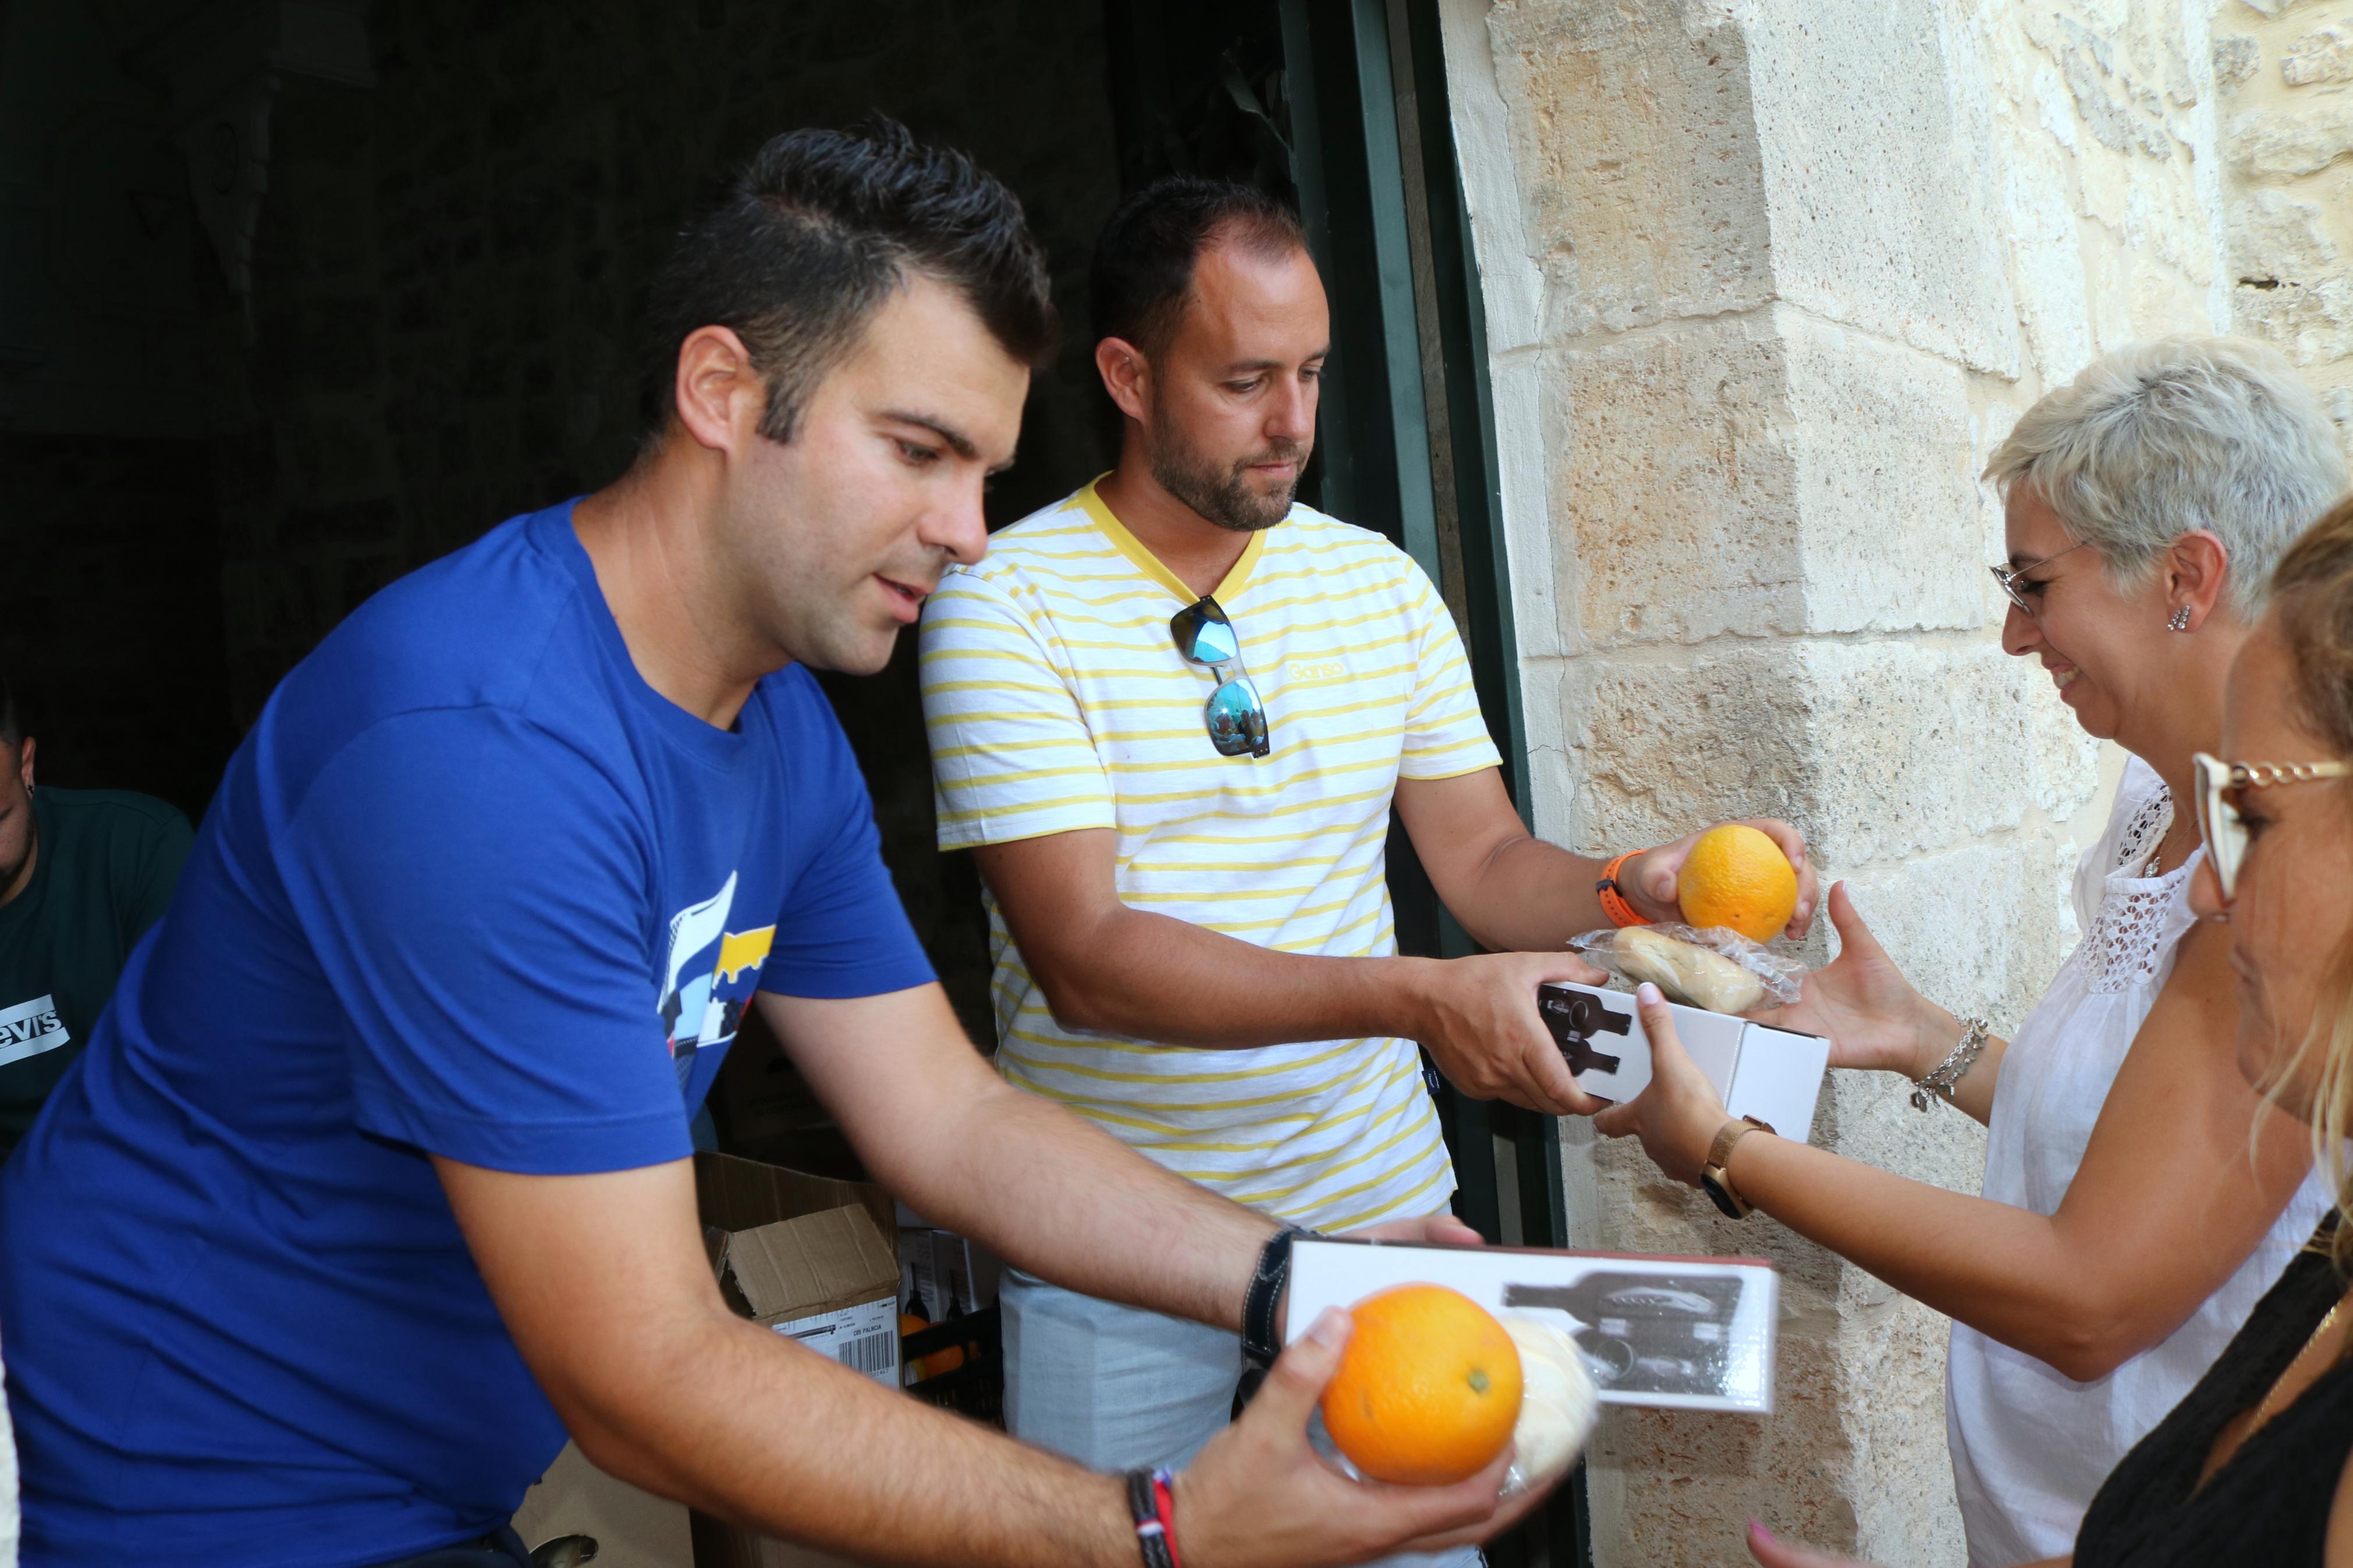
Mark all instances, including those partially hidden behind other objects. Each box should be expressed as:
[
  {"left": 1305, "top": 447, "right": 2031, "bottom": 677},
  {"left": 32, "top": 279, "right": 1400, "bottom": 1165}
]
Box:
[{"left": 1597, "top": 851, "right": 1652, "bottom": 928}]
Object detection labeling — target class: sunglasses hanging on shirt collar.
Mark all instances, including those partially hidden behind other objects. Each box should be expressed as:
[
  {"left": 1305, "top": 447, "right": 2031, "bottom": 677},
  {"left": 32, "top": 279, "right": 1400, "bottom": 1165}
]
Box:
[{"left": 1169, "top": 595, "right": 1271, "bottom": 759}]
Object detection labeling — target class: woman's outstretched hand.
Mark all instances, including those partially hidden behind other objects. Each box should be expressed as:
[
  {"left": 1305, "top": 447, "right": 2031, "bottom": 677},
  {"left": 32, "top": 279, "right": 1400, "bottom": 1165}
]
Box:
[
  {"left": 1745, "top": 881, "right": 1935, "bottom": 1075},
  {"left": 1592, "top": 984, "right": 1730, "bottom": 1184}
]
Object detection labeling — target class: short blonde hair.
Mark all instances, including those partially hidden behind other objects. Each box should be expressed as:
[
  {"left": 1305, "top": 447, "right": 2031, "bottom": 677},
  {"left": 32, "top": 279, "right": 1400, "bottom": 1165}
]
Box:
[{"left": 1986, "top": 337, "right": 2347, "bottom": 618}]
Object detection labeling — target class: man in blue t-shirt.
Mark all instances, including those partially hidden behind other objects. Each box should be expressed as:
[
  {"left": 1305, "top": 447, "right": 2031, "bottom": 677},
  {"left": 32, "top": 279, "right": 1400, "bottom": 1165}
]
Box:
[{"left": 0, "top": 123, "right": 1546, "bottom": 1568}]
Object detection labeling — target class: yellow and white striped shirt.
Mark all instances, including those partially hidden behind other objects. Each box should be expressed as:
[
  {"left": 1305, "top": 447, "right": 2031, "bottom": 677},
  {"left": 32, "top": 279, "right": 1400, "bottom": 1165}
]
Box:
[{"left": 918, "top": 480, "right": 1501, "bottom": 1231}]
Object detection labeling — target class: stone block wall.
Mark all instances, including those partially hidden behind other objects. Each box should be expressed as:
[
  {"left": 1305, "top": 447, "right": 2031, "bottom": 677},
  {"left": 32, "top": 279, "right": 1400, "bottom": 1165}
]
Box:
[
  {"left": 2213, "top": 0, "right": 2353, "bottom": 453},
  {"left": 1438, "top": 1, "right": 2257, "bottom": 1562}
]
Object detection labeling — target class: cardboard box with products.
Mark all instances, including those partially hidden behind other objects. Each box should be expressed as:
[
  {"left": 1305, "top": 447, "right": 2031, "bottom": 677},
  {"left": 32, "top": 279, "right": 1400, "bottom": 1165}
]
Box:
[{"left": 510, "top": 1152, "right": 902, "bottom": 1568}]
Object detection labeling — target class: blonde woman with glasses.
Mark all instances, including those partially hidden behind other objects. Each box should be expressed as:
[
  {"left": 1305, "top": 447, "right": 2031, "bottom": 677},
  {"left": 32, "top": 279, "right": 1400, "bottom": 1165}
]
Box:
[{"left": 1598, "top": 336, "right": 2348, "bottom": 1566}]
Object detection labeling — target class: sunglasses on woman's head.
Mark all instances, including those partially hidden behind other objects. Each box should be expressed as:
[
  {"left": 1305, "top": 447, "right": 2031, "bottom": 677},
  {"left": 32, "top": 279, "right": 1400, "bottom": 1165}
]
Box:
[
  {"left": 1169, "top": 595, "right": 1270, "bottom": 759},
  {"left": 2190, "top": 751, "right": 2351, "bottom": 902}
]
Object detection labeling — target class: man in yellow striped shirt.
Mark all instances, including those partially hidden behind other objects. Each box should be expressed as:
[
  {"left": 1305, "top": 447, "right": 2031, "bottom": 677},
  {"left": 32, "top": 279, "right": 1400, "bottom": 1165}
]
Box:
[{"left": 919, "top": 178, "right": 1815, "bottom": 1506}]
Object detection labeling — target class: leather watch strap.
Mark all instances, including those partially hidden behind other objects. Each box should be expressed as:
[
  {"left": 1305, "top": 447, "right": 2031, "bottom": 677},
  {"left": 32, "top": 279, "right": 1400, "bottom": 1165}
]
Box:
[{"left": 1241, "top": 1227, "right": 1311, "bottom": 1370}]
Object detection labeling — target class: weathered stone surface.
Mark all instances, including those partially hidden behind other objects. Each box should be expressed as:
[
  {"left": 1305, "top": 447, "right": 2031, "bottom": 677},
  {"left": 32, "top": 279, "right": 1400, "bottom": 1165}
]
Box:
[
  {"left": 1542, "top": 317, "right": 1802, "bottom": 651},
  {"left": 2283, "top": 22, "right": 2353, "bottom": 83},
  {"left": 1483, "top": 0, "right": 1775, "bottom": 339},
  {"left": 2326, "top": 383, "right": 2353, "bottom": 456},
  {"left": 1993, "top": 108, "right": 2098, "bottom": 382},
  {"left": 1784, "top": 313, "right": 1982, "bottom": 635},
  {"left": 1454, "top": 1, "right": 2241, "bottom": 1561},
  {"left": 1742, "top": 1, "right": 2020, "bottom": 378},
  {"left": 1800, "top": 639, "right": 2099, "bottom": 865},
  {"left": 1834, "top": 840, "right": 2084, "bottom": 1050},
  {"left": 1562, "top": 649, "right": 1811, "bottom": 855},
  {"left": 2214, "top": 33, "right": 2263, "bottom": 90},
  {"left": 2230, "top": 189, "right": 2353, "bottom": 364},
  {"left": 2229, "top": 98, "right": 2353, "bottom": 177}
]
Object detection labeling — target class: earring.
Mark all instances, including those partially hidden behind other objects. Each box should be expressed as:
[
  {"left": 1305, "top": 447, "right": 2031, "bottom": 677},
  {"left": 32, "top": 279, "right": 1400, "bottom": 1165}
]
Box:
[{"left": 2168, "top": 607, "right": 2191, "bottom": 632}]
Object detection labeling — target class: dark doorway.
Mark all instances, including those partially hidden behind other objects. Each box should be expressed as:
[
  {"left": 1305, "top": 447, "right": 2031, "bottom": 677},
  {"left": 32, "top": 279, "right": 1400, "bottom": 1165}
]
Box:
[{"left": 1, "top": 0, "right": 1120, "bottom": 1050}]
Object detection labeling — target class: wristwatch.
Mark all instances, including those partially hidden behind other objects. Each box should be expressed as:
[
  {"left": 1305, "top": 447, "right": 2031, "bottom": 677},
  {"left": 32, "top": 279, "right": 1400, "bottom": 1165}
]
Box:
[{"left": 1701, "top": 1116, "right": 1774, "bottom": 1219}]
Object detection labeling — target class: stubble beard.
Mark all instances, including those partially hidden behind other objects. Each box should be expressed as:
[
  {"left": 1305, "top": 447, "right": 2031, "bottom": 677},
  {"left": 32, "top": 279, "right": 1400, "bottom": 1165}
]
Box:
[{"left": 1147, "top": 428, "right": 1309, "bottom": 534}]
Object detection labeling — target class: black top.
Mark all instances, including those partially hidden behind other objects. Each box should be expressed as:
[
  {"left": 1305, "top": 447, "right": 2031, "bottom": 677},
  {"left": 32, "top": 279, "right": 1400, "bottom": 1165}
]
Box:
[
  {"left": 0, "top": 785, "right": 191, "bottom": 1160},
  {"left": 2078, "top": 1215, "right": 2353, "bottom": 1566}
]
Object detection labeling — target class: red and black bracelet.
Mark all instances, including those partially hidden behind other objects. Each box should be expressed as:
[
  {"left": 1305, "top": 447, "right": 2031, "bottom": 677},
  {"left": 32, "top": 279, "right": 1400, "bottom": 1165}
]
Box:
[{"left": 1124, "top": 1466, "right": 1182, "bottom": 1568}]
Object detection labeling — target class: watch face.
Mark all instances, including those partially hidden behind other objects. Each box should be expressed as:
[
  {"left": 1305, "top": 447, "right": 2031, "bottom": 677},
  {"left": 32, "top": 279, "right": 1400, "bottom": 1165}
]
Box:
[{"left": 1700, "top": 1167, "right": 1747, "bottom": 1219}]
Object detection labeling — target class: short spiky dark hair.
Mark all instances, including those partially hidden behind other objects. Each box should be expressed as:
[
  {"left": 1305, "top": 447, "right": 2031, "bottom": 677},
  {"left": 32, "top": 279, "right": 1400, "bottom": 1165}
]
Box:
[
  {"left": 644, "top": 116, "right": 1058, "bottom": 443},
  {"left": 1090, "top": 176, "right": 1308, "bottom": 357},
  {"left": 0, "top": 674, "right": 19, "bottom": 746}
]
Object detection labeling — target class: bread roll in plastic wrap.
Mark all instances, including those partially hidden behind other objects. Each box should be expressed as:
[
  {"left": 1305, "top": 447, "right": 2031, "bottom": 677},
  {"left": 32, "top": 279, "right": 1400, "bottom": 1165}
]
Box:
[{"left": 1610, "top": 927, "right": 1766, "bottom": 1014}]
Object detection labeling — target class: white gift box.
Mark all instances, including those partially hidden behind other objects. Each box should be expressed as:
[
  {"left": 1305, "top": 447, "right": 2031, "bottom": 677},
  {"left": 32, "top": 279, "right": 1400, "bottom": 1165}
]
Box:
[
  {"left": 1538, "top": 980, "right": 1830, "bottom": 1142},
  {"left": 1286, "top": 1236, "right": 1781, "bottom": 1413}
]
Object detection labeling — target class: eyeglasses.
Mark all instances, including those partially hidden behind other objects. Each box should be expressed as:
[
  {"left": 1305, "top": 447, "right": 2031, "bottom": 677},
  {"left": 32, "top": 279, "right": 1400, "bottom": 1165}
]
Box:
[
  {"left": 1169, "top": 595, "right": 1270, "bottom": 758},
  {"left": 2190, "top": 751, "right": 2351, "bottom": 902},
  {"left": 1990, "top": 539, "right": 2094, "bottom": 616}
]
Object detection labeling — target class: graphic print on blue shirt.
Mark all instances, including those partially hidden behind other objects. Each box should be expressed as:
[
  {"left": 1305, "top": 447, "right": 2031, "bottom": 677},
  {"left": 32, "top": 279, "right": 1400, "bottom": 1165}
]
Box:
[
  {"left": 659, "top": 870, "right": 778, "bottom": 1095},
  {"left": 0, "top": 500, "right": 934, "bottom": 1568}
]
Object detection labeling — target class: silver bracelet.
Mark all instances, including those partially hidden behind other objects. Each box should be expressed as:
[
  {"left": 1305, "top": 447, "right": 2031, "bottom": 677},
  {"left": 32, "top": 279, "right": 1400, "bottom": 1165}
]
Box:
[{"left": 1911, "top": 1017, "right": 1991, "bottom": 1112}]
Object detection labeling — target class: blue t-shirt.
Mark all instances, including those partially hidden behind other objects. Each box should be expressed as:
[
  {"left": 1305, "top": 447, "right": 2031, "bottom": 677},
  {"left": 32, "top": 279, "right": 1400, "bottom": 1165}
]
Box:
[{"left": 0, "top": 503, "right": 935, "bottom": 1565}]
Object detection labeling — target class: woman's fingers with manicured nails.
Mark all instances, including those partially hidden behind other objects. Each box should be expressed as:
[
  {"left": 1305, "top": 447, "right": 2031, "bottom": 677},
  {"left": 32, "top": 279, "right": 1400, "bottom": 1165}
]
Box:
[
  {"left": 1745, "top": 1519, "right": 1882, "bottom": 1568},
  {"left": 1592, "top": 984, "right": 1727, "bottom": 1185},
  {"left": 1592, "top": 982, "right": 1686, "bottom": 1140}
]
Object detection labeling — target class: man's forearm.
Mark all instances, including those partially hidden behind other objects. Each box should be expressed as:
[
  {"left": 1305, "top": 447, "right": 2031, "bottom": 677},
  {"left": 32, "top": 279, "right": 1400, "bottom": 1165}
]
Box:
[
  {"left": 1439, "top": 834, "right": 1612, "bottom": 954},
  {"left": 1037, "top": 901, "right": 1441, "bottom": 1051},
  {"left": 859, "top": 1069, "right": 1278, "bottom": 1334},
  {"left": 579, "top": 1306, "right": 1139, "bottom": 1568},
  {"left": 772, "top": 985, "right": 1283, "bottom": 1335}
]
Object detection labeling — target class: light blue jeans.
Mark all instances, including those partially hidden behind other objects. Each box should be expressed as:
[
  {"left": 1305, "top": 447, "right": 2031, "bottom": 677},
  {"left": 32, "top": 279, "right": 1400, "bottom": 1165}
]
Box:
[{"left": 1001, "top": 1268, "right": 1482, "bottom": 1568}]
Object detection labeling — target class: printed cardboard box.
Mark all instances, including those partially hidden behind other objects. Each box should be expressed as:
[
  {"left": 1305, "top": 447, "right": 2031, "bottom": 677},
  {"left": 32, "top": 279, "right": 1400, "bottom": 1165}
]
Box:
[
  {"left": 512, "top": 1441, "right": 691, "bottom": 1568},
  {"left": 510, "top": 1153, "right": 899, "bottom": 1568},
  {"left": 692, "top": 1152, "right": 902, "bottom": 1568},
  {"left": 1288, "top": 1236, "right": 1781, "bottom": 1414},
  {"left": 1538, "top": 980, "right": 1829, "bottom": 1140}
]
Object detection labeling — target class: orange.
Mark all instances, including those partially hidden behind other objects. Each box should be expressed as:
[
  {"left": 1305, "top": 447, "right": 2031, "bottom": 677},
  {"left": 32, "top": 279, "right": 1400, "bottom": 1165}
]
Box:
[
  {"left": 1321, "top": 1284, "right": 1522, "bottom": 1485},
  {"left": 1677, "top": 823, "right": 1798, "bottom": 943}
]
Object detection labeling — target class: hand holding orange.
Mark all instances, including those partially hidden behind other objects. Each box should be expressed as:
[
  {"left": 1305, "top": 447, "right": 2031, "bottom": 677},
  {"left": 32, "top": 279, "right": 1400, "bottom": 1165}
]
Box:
[
  {"left": 1321, "top": 1283, "right": 1523, "bottom": 1485},
  {"left": 1677, "top": 823, "right": 1799, "bottom": 943}
]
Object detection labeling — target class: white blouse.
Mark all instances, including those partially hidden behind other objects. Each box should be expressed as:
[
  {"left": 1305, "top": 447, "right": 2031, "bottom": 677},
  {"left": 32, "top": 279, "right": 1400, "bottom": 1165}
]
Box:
[{"left": 1946, "top": 758, "right": 2333, "bottom": 1567}]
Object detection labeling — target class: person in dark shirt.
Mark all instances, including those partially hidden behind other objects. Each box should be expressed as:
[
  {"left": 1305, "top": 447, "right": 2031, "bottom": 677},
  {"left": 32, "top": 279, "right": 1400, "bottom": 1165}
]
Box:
[{"left": 0, "top": 677, "right": 193, "bottom": 1162}]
